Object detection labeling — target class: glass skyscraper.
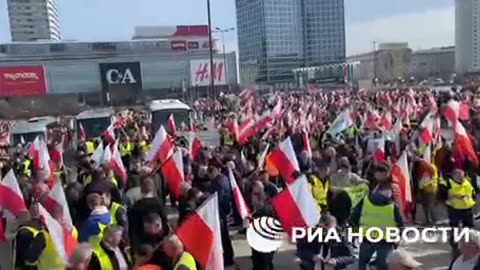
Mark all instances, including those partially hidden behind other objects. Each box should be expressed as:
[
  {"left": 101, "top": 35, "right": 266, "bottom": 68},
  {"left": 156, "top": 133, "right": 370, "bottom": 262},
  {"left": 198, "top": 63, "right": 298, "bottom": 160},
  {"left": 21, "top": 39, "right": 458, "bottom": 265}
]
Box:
[{"left": 236, "top": 0, "right": 346, "bottom": 85}]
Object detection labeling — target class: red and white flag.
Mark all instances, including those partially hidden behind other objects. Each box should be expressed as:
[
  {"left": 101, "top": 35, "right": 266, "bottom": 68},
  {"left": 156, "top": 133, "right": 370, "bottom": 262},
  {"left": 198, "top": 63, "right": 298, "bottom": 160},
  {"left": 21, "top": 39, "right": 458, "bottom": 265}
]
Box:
[
  {"left": 228, "top": 168, "right": 250, "bottom": 225},
  {"left": 0, "top": 170, "right": 27, "bottom": 216},
  {"left": 35, "top": 139, "right": 55, "bottom": 186},
  {"left": 176, "top": 193, "right": 223, "bottom": 270},
  {"left": 79, "top": 123, "right": 86, "bottom": 141},
  {"left": 101, "top": 144, "right": 112, "bottom": 165},
  {"left": 391, "top": 151, "right": 412, "bottom": 213},
  {"left": 91, "top": 142, "right": 104, "bottom": 168},
  {"left": 146, "top": 126, "right": 174, "bottom": 162},
  {"left": 111, "top": 140, "right": 128, "bottom": 183},
  {"left": 187, "top": 132, "right": 202, "bottom": 161},
  {"left": 372, "top": 139, "right": 385, "bottom": 162},
  {"left": 161, "top": 150, "right": 184, "bottom": 200},
  {"left": 167, "top": 114, "right": 177, "bottom": 136},
  {"left": 43, "top": 181, "right": 74, "bottom": 233},
  {"left": 28, "top": 136, "right": 41, "bottom": 159},
  {"left": 443, "top": 99, "right": 460, "bottom": 128},
  {"left": 38, "top": 204, "right": 76, "bottom": 266},
  {"left": 419, "top": 112, "right": 434, "bottom": 144},
  {"left": 271, "top": 175, "right": 320, "bottom": 235},
  {"left": 452, "top": 120, "right": 479, "bottom": 167},
  {"left": 102, "top": 123, "right": 116, "bottom": 144},
  {"left": 269, "top": 137, "right": 300, "bottom": 185},
  {"left": 301, "top": 128, "right": 312, "bottom": 159}
]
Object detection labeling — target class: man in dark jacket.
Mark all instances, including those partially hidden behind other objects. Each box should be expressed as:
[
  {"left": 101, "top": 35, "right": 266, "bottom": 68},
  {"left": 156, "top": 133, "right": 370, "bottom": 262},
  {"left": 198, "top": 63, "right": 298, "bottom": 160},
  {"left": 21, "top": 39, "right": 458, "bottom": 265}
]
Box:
[{"left": 207, "top": 165, "right": 235, "bottom": 267}]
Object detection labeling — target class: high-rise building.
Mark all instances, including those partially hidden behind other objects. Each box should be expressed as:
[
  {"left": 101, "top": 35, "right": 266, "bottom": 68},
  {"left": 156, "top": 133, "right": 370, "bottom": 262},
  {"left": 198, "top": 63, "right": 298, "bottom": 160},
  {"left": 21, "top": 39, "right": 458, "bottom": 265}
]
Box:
[
  {"left": 455, "top": 0, "right": 480, "bottom": 76},
  {"left": 235, "top": 0, "right": 346, "bottom": 85},
  {"left": 7, "top": 0, "right": 61, "bottom": 42}
]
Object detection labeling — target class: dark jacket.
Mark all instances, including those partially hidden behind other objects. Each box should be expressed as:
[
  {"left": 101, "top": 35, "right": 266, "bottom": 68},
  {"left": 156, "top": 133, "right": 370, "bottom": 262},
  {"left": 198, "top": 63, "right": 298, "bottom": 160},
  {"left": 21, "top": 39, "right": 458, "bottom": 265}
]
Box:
[
  {"left": 448, "top": 253, "right": 480, "bottom": 270},
  {"left": 88, "top": 241, "right": 131, "bottom": 270},
  {"left": 15, "top": 220, "right": 44, "bottom": 270},
  {"left": 296, "top": 229, "right": 356, "bottom": 270},
  {"left": 209, "top": 173, "right": 232, "bottom": 218}
]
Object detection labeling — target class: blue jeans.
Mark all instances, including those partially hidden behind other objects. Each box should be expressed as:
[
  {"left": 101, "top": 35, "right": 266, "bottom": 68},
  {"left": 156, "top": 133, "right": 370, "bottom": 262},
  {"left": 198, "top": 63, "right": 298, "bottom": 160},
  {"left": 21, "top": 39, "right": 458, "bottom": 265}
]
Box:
[{"left": 358, "top": 241, "right": 394, "bottom": 270}]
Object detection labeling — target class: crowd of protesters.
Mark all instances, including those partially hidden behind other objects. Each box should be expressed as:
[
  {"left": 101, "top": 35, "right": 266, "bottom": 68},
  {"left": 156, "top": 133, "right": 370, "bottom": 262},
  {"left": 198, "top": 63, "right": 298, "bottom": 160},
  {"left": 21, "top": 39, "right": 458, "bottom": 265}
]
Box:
[{"left": 1, "top": 86, "right": 480, "bottom": 270}]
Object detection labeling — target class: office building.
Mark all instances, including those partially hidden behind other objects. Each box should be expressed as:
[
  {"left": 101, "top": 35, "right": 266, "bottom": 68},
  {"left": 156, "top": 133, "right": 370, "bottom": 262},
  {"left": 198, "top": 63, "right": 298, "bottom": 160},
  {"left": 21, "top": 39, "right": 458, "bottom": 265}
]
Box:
[
  {"left": 7, "top": 0, "right": 61, "bottom": 42},
  {"left": 236, "top": 0, "right": 346, "bottom": 85},
  {"left": 455, "top": 0, "right": 480, "bottom": 75},
  {"left": 348, "top": 42, "right": 411, "bottom": 84},
  {"left": 408, "top": 46, "right": 455, "bottom": 82}
]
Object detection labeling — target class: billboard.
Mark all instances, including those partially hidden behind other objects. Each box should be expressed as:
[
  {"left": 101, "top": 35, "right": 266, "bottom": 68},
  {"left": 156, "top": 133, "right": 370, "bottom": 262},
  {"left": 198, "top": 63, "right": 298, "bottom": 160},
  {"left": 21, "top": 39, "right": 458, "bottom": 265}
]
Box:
[
  {"left": 0, "top": 66, "right": 47, "bottom": 96},
  {"left": 190, "top": 59, "right": 226, "bottom": 86},
  {"left": 170, "top": 40, "right": 187, "bottom": 51},
  {"left": 99, "top": 62, "right": 142, "bottom": 90}
]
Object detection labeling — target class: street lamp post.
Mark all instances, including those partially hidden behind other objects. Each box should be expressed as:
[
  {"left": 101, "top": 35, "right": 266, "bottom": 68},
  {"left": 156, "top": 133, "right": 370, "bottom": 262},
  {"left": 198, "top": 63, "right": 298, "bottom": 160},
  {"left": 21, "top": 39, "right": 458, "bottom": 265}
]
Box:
[
  {"left": 207, "top": 0, "right": 215, "bottom": 97},
  {"left": 215, "top": 27, "right": 234, "bottom": 88}
]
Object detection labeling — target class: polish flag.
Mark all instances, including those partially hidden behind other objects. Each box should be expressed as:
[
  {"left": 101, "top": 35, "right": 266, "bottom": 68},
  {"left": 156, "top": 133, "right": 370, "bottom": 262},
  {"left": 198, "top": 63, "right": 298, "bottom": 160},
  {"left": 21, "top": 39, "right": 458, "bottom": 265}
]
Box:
[
  {"left": 372, "top": 139, "right": 385, "bottom": 162},
  {"left": 146, "top": 126, "right": 174, "bottom": 163},
  {"left": 301, "top": 128, "right": 312, "bottom": 159},
  {"left": 43, "top": 181, "right": 74, "bottom": 233},
  {"left": 0, "top": 170, "right": 27, "bottom": 216},
  {"left": 101, "top": 144, "right": 112, "bottom": 165},
  {"left": 90, "top": 142, "right": 104, "bottom": 168},
  {"left": 49, "top": 141, "right": 64, "bottom": 167},
  {"left": 38, "top": 204, "right": 75, "bottom": 266},
  {"left": 102, "top": 124, "right": 115, "bottom": 144},
  {"left": 228, "top": 168, "right": 250, "bottom": 225},
  {"left": 167, "top": 114, "right": 177, "bottom": 136},
  {"left": 187, "top": 132, "right": 202, "bottom": 161},
  {"left": 443, "top": 99, "right": 460, "bottom": 127},
  {"left": 459, "top": 101, "right": 470, "bottom": 120},
  {"left": 35, "top": 139, "right": 55, "bottom": 186},
  {"left": 161, "top": 150, "right": 184, "bottom": 200},
  {"left": 176, "top": 193, "right": 223, "bottom": 270},
  {"left": 28, "top": 136, "right": 41, "bottom": 159},
  {"left": 111, "top": 140, "right": 127, "bottom": 184},
  {"left": 257, "top": 144, "right": 270, "bottom": 169},
  {"left": 419, "top": 112, "right": 434, "bottom": 144},
  {"left": 379, "top": 111, "right": 393, "bottom": 130},
  {"left": 271, "top": 175, "right": 320, "bottom": 235},
  {"left": 269, "top": 137, "right": 300, "bottom": 185},
  {"left": 391, "top": 151, "right": 412, "bottom": 212},
  {"left": 452, "top": 120, "right": 479, "bottom": 167},
  {"left": 79, "top": 123, "right": 86, "bottom": 141}
]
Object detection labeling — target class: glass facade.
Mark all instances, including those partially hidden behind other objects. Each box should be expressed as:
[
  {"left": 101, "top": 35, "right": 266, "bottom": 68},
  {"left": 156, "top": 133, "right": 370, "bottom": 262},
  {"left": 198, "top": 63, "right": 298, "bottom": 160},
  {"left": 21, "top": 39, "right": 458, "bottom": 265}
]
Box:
[{"left": 236, "top": 0, "right": 346, "bottom": 84}]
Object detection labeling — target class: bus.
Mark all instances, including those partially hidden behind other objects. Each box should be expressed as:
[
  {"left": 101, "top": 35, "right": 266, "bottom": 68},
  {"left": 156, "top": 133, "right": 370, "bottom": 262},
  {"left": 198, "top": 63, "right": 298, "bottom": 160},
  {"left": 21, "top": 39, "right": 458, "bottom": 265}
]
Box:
[
  {"left": 146, "top": 99, "right": 192, "bottom": 133},
  {"left": 75, "top": 108, "right": 114, "bottom": 139},
  {"left": 11, "top": 116, "right": 58, "bottom": 145}
]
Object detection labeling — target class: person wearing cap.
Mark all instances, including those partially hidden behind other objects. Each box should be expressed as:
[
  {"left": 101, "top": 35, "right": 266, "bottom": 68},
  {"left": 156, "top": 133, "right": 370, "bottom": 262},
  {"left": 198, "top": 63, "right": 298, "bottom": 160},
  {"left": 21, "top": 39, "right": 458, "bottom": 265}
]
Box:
[
  {"left": 89, "top": 225, "right": 130, "bottom": 270},
  {"left": 449, "top": 229, "right": 480, "bottom": 269},
  {"left": 350, "top": 162, "right": 404, "bottom": 270},
  {"left": 162, "top": 234, "right": 197, "bottom": 270},
  {"left": 386, "top": 249, "right": 422, "bottom": 270}
]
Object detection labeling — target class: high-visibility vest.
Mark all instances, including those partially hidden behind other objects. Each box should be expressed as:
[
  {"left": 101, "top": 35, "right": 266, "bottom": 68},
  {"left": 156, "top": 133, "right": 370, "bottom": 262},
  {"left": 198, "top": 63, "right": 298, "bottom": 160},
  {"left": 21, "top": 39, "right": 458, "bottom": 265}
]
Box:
[
  {"left": 37, "top": 231, "right": 65, "bottom": 270},
  {"left": 359, "top": 197, "right": 396, "bottom": 239},
  {"left": 223, "top": 133, "right": 234, "bottom": 146},
  {"left": 309, "top": 176, "right": 329, "bottom": 211},
  {"left": 174, "top": 251, "right": 197, "bottom": 270},
  {"left": 86, "top": 141, "right": 95, "bottom": 155},
  {"left": 446, "top": 178, "right": 475, "bottom": 210},
  {"left": 344, "top": 184, "right": 370, "bottom": 209},
  {"left": 23, "top": 159, "right": 32, "bottom": 177},
  {"left": 418, "top": 164, "right": 438, "bottom": 192},
  {"left": 83, "top": 175, "right": 117, "bottom": 187},
  {"left": 88, "top": 223, "right": 108, "bottom": 249},
  {"left": 19, "top": 226, "right": 41, "bottom": 267},
  {"left": 109, "top": 202, "right": 122, "bottom": 225},
  {"left": 119, "top": 142, "right": 133, "bottom": 156},
  {"left": 140, "top": 140, "right": 150, "bottom": 152},
  {"left": 72, "top": 226, "right": 78, "bottom": 240},
  {"left": 93, "top": 245, "right": 113, "bottom": 270}
]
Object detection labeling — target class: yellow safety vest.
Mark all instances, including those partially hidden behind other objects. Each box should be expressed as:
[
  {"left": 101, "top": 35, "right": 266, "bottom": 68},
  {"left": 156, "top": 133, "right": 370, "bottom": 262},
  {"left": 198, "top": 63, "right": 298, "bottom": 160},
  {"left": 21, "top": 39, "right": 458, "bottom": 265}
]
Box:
[
  {"left": 223, "top": 133, "right": 234, "bottom": 146},
  {"left": 72, "top": 226, "right": 78, "bottom": 240},
  {"left": 140, "top": 140, "right": 150, "bottom": 152},
  {"left": 93, "top": 245, "right": 114, "bottom": 270},
  {"left": 23, "top": 160, "right": 32, "bottom": 177},
  {"left": 359, "top": 197, "right": 396, "bottom": 239},
  {"left": 446, "top": 178, "right": 475, "bottom": 210},
  {"left": 88, "top": 223, "right": 108, "bottom": 249},
  {"left": 119, "top": 142, "right": 133, "bottom": 156},
  {"left": 309, "top": 176, "right": 329, "bottom": 211},
  {"left": 19, "top": 227, "right": 64, "bottom": 270},
  {"left": 109, "top": 202, "right": 122, "bottom": 225},
  {"left": 344, "top": 184, "right": 370, "bottom": 209},
  {"left": 418, "top": 164, "right": 438, "bottom": 192},
  {"left": 84, "top": 175, "right": 117, "bottom": 187},
  {"left": 86, "top": 141, "right": 95, "bottom": 155},
  {"left": 174, "top": 251, "right": 197, "bottom": 270}
]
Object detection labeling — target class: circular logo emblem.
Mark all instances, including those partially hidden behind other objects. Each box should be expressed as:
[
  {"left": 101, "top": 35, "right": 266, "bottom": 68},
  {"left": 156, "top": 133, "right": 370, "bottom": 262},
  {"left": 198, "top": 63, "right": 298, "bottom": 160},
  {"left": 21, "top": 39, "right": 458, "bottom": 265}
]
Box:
[{"left": 246, "top": 216, "right": 284, "bottom": 252}]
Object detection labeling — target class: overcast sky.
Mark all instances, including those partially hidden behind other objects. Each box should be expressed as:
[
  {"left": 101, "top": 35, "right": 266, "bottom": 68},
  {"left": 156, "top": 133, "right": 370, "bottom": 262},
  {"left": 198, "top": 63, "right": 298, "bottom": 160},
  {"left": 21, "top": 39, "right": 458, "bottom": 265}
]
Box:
[{"left": 0, "top": 0, "right": 455, "bottom": 56}]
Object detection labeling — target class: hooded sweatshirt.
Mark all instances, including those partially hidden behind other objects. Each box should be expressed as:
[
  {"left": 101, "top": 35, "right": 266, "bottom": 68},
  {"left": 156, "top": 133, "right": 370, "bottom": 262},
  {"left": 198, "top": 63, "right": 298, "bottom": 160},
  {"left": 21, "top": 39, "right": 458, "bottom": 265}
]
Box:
[{"left": 78, "top": 206, "right": 111, "bottom": 242}]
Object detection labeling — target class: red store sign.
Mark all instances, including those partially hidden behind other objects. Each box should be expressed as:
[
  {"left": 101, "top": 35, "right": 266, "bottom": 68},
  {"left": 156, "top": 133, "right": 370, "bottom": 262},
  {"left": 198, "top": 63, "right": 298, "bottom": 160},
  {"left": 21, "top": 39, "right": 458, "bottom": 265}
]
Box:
[
  {"left": 0, "top": 66, "right": 47, "bottom": 97},
  {"left": 170, "top": 40, "right": 187, "bottom": 51}
]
